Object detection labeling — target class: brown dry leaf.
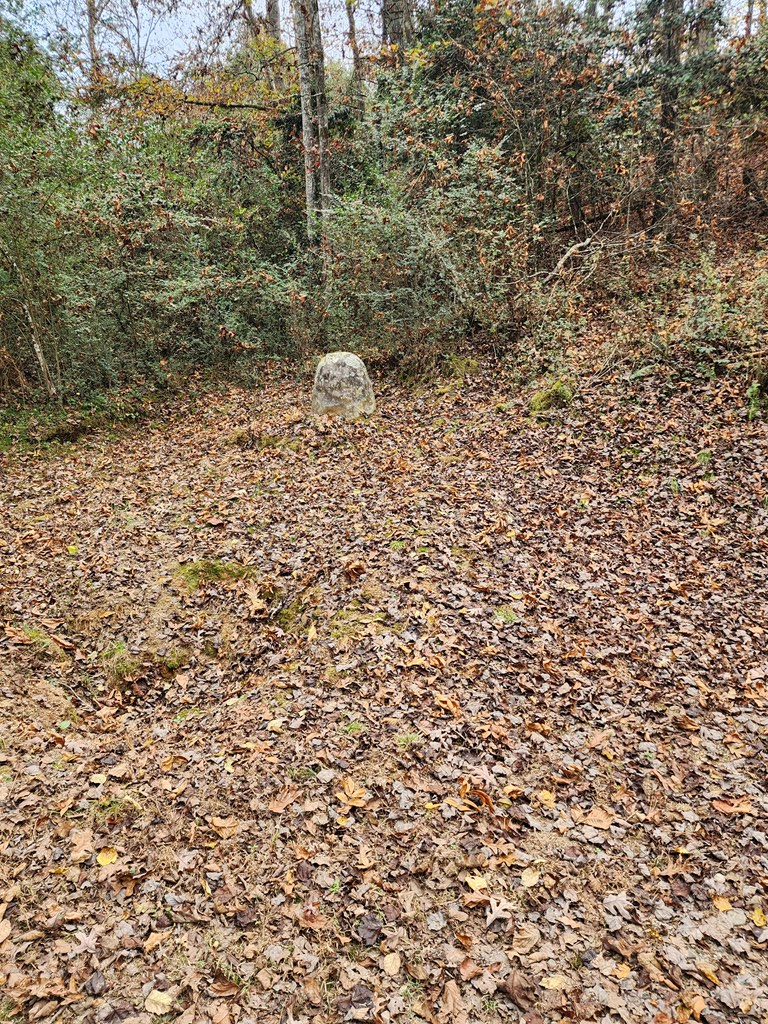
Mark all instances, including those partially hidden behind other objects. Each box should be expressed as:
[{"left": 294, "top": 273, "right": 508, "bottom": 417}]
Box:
[
  {"left": 581, "top": 805, "right": 614, "bottom": 829},
  {"left": 382, "top": 952, "right": 401, "bottom": 977},
  {"left": 439, "top": 979, "right": 468, "bottom": 1024},
  {"left": 69, "top": 828, "right": 94, "bottom": 864},
  {"left": 210, "top": 978, "right": 240, "bottom": 997},
  {"left": 0, "top": 919, "right": 11, "bottom": 944},
  {"left": 521, "top": 867, "right": 540, "bottom": 888},
  {"left": 335, "top": 777, "right": 370, "bottom": 807},
  {"left": 695, "top": 961, "right": 720, "bottom": 986},
  {"left": 208, "top": 816, "right": 239, "bottom": 839},
  {"left": 144, "top": 930, "right": 171, "bottom": 953},
  {"left": 268, "top": 786, "right": 300, "bottom": 813},
  {"left": 511, "top": 922, "right": 541, "bottom": 955},
  {"left": 499, "top": 969, "right": 536, "bottom": 1010},
  {"left": 304, "top": 976, "right": 323, "bottom": 1005},
  {"left": 211, "top": 1003, "right": 230, "bottom": 1024},
  {"left": 434, "top": 692, "right": 462, "bottom": 718},
  {"left": 711, "top": 796, "right": 756, "bottom": 815},
  {"left": 541, "top": 974, "right": 571, "bottom": 990}
]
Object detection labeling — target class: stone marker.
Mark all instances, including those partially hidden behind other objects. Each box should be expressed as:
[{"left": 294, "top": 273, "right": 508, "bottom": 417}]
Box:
[{"left": 311, "top": 351, "right": 376, "bottom": 419}]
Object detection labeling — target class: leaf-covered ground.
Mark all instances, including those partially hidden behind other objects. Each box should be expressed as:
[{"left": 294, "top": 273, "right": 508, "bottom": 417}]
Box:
[{"left": 1, "top": 370, "right": 767, "bottom": 1024}]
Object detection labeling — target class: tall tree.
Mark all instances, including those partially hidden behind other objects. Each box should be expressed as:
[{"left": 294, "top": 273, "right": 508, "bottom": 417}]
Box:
[
  {"left": 653, "top": 0, "right": 684, "bottom": 227},
  {"left": 291, "top": 0, "right": 330, "bottom": 241},
  {"left": 345, "top": 0, "right": 364, "bottom": 114},
  {"left": 381, "top": 0, "right": 413, "bottom": 50}
]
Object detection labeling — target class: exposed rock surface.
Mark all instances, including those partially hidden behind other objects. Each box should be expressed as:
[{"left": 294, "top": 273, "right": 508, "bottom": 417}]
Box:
[{"left": 311, "top": 351, "right": 375, "bottom": 418}]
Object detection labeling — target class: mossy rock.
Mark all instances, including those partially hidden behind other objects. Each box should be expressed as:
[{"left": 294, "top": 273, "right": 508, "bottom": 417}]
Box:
[{"left": 530, "top": 379, "right": 574, "bottom": 414}]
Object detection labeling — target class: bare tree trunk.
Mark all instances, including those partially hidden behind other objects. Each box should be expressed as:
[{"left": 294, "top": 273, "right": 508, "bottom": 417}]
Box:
[
  {"left": 244, "top": 0, "right": 285, "bottom": 90},
  {"left": 381, "top": 0, "right": 413, "bottom": 49},
  {"left": 244, "top": 0, "right": 282, "bottom": 40},
  {"left": 266, "top": 0, "right": 281, "bottom": 39},
  {"left": 85, "top": 0, "right": 103, "bottom": 102},
  {"left": 746, "top": 0, "right": 754, "bottom": 35},
  {"left": 653, "top": 0, "right": 683, "bottom": 229},
  {"left": 0, "top": 243, "right": 59, "bottom": 401},
  {"left": 307, "top": 0, "right": 331, "bottom": 222},
  {"left": 345, "top": 0, "right": 365, "bottom": 115},
  {"left": 292, "top": 0, "right": 319, "bottom": 240}
]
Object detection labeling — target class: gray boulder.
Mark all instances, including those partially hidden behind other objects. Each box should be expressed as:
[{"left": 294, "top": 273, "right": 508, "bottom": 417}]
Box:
[{"left": 311, "top": 351, "right": 376, "bottom": 419}]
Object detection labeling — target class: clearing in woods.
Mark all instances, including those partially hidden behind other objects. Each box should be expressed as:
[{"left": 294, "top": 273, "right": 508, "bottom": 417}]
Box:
[{"left": 0, "top": 371, "right": 767, "bottom": 1024}]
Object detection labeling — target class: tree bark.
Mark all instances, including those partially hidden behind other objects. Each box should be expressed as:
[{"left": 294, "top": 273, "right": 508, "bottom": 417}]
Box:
[
  {"left": 307, "top": 0, "right": 331, "bottom": 221},
  {"left": 85, "top": 0, "right": 103, "bottom": 103},
  {"left": 266, "top": 0, "right": 281, "bottom": 39},
  {"left": 345, "top": 0, "right": 365, "bottom": 115},
  {"left": 746, "top": 0, "right": 754, "bottom": 36},
  {"left": 291, "top": 0, "right": 331, "bottom": 241},
  {"left": 292, "top": 0, "right": 318, "bottom": 240},
  {"left": 652, "top": 0, "right": 683, "bottom": 228},
  {"left": 381, "top": 0, "right": 413, "bottom": 50}
]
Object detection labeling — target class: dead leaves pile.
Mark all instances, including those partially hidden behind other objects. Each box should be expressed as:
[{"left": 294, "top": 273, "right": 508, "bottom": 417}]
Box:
[{"left": 0, "top": 371, "right": 767, "bottom": 1024}]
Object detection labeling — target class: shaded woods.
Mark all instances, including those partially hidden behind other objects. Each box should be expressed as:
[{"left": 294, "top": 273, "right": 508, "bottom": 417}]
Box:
[{"left": 1, "top": 0, "right": 767, "bottom": 405}]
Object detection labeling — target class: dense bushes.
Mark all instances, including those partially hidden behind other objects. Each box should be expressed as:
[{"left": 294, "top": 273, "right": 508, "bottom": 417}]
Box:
[
  {"left": 1, "top": 1, "right": 768, "bottom": 406},
  {"left": 0, "top": 22, "right": 300, "bottom": 402}
]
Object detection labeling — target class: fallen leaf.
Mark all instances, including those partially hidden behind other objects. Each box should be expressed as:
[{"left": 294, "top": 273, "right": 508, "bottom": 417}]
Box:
[
  {"left": 511, "top": 922, "right": 541, "bottom": 955},
  {"left": 696, "top": 961, "right": 720, "bottom": 985},
  {"left": 69, "top": 828, "right": 94, "bottom": 864},
  {"left": 145, "top": 930, "right": 171, "bottom": 953},
  {"left": 382, "top": 951, "right": 401, "bottom": 976},
  {"left": 208, "top": 816, "right": 239, "bottom": 839},
  {"left": 96, "top": 846, "right": 118, "bottom": 866},
  {"left": 541, "top": 974, "right": 571, "bottom": 990},
  {"left": 499, "top": 969, "right": 536, "bottom": 1010},
  {"left": 712, "top": 796, "right": 756, "bottom": 815},
  {"left": 268, "top": 786, "right": 300, "bottom": 813},
  {"left": 521, "top": 867, "right": 540, "bottom": 888},
  {"left": 145, "top": 988, "right": 176, "bottom": 1014},
  {"left": 439, "top": 979, "right": 468, "bottom": 1024},
  {"left": 582, "top": 805, "right": 614, "bottom": 829}
]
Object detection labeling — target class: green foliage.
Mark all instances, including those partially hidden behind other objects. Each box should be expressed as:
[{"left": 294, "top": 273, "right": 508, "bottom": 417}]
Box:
[
  {"left": 747, "top": 362, "right": 768, "bottom": 421},
  {"left": 530, "top": 379, "right": 574, "bottom": 413},
  {"left": 174, "top": 559, "right": 255, "bottom": 591},
  {"left": 2, "top": 0, "right": 768, "bottom": 409}
]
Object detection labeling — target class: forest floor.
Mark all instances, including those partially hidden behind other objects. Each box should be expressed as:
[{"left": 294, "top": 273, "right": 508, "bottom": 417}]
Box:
[{"left": 1, "top": 367, "right": 767, "bottom": 1024}]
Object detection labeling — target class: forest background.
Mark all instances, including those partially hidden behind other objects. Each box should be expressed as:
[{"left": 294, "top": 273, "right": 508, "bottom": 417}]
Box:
[{"left": 1, "top": 0, "right": 768, "bottom": 429}]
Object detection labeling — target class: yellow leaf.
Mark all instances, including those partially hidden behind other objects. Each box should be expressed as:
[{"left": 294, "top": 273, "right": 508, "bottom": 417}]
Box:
[
  {"left": 696, "top": 961, "right": 720, "bottom": 986},
  {"left": 96, "top": 846, "right": 118, "bottom": 866},
  {"left": 90, "top": 773, "right": 107, "bottom": 785},
  {"left": 145, "top": 989, "right": 175, "bottom": 1014},
  {"left": 541, "top": 974, "right": 570, "bottom": 990},
  {"left": 382, "top": 952, "right": 401, "bottom": 977},
  {"left": 266, "top": 719, "right": 284, "bottom": 734},
  {"left": 712, "top": 896, "right": 732, "bottom": 912},
  {"left": 465, "top": 874, "right": 488, "bottom": 891},
  {"left": 521, "top": 867, "right": 540, "bottom": 888},
  {"left": 751, "top": 905, "right": 766, "bottom": 927},
  {"left": 613, "top": 962, "right": 631, "bottom": 979},
  {"left": 538, "top": 790, "right": 556, "bottom": 809}
]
